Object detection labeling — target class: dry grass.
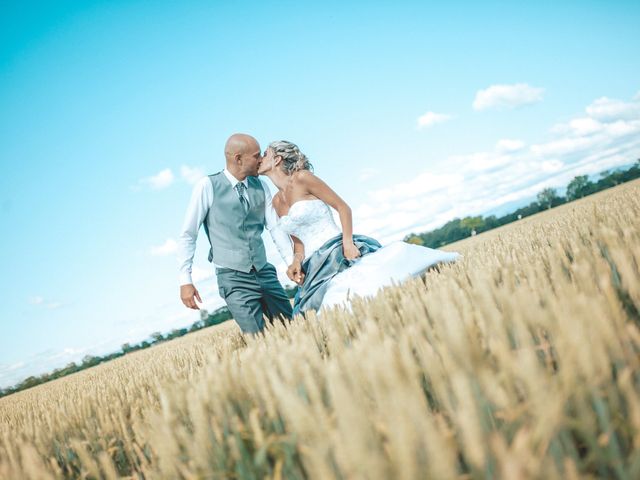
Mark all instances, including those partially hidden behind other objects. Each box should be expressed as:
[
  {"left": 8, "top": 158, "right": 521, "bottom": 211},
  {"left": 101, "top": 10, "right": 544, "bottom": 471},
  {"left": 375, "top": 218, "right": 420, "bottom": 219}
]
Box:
[{"left": 1, "top": 180, "right": 639, "bottom": 479}]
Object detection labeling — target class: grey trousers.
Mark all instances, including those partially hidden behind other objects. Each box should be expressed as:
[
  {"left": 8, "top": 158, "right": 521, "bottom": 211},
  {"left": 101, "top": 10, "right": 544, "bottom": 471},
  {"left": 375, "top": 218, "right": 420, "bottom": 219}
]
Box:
[{"left": 216, "top": 262, "right": 293, "bottom": 334}]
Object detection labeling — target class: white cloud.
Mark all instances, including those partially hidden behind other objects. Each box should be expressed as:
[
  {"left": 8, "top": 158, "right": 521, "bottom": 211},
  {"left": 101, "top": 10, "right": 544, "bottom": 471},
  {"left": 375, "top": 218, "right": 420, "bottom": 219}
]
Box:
[
  {"left": 586, "top": 96, "right": 640, "bottom": 122},
  {"left": 530, "top": 136, "right": 599, "bottom": 156},
  {"left": 373, "top": 171, "right": 464, "bottom": 203},
  {"left": 150, "top": 238, "right": 178, "bottom": 256},
  {"left": 192, "top": 265, "right": 214, "bottom": 283},
  {"left": 496, "top": 139, "right": 525, "bottom": 153},
  {"left": 417, "top": 111, "right": 453, "bottom": 129},
  {"left": 353, "top": 92, "right": 640, "bottom": 243},
  {"left": 180, "top": 165, "right": 205, "bottom": 185},
  {"left": 540, "top": 160, "right": 564, "bottom": 173},
  {"left": 473, "top": 83, "right": 544, "bottom": 111},
  {"left": 358, "top": 168, "right": 380, "bottom": 182},
  {"left": 138, "top": 168, "right": 175, "bottom": 190},
  {"left": 454, "top": 151, "right": 512, "bottom": 172},
  {"left": 29, "top": 296, "right": 44, "bottom": 305}
]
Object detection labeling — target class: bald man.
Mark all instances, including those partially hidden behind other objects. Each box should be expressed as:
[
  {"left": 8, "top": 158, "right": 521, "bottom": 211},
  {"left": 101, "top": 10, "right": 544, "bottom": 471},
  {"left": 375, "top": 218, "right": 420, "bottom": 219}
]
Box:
[{"left": 177, "top": 134, "right": 294, "bottom": 334}]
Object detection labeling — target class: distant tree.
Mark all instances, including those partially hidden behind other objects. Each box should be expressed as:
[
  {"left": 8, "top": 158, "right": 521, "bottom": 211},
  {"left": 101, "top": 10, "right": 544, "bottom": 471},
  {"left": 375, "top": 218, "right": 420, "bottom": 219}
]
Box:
[
  {"left": 484, "top": 215, "right": 500, "bottom": 230},
  {"left": 121, "top": 343, "right": 133, "bottom": 353},
  {"left": 20, "top": 376, "right": 40, "bottom": 389},
  {"left": 460, "top": 216, "right": 484, "bottom": 232},
  {"left": 405, "top": 235, "right": 424, "bottom": 245},
  {"left": 81, "top": 355, "right": 99, "bottom": 367},
  {"left": 537, "top": 187, "right": 560, "bottom": 210},
  {"left": 566, "top": 175, "right": 592, "bottom": 200},
  {"left": 150, "top": 332, "right": 164, "bottom": 343}
]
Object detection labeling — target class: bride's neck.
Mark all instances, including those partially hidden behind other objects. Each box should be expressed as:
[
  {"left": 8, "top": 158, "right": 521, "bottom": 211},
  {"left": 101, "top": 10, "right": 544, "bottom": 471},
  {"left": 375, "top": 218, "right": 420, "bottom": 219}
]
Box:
[{"left": 264, "top": 168, "right": 290, "bottom": 192}]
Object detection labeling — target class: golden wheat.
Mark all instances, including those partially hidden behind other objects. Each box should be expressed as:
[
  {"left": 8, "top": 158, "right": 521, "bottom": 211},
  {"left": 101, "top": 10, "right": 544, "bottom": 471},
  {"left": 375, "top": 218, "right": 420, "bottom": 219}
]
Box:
[{"left": 1, "top": 179, "right": 639, "bottom": 479}]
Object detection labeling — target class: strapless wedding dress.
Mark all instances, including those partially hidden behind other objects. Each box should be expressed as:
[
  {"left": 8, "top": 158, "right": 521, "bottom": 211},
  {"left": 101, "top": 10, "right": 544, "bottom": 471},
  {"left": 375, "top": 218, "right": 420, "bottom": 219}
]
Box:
[{"left": 278, "top": 199, "right": 461, "bottom": 313}]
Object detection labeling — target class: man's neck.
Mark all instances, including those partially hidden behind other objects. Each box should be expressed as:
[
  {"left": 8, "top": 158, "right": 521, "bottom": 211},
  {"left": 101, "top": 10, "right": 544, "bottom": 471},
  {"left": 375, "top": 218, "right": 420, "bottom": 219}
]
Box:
[{"left": 226, "top": 167, "right": 246, "bottom": 182}]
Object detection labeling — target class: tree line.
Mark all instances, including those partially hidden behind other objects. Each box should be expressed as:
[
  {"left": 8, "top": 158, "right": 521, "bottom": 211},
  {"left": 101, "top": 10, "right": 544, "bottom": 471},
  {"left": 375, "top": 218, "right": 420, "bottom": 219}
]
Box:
[{"left": 404, "top": 160, "right": 640, "bottom": 248}]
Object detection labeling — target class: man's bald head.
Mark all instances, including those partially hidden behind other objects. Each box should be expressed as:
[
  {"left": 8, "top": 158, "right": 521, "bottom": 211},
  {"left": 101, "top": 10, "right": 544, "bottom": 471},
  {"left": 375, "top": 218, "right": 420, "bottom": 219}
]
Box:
[
  {"left": 224, "top": 133, "right": 262, "bottom": 179},
  {"left": 225, "top": 134, "right": 259, "bottom": 161}
]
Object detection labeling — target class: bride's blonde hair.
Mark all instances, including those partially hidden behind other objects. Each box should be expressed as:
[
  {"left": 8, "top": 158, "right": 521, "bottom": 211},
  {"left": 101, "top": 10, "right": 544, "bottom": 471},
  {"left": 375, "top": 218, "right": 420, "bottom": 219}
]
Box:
[{"left": 268, "top": 140, "right": 313, "bottom": 175}]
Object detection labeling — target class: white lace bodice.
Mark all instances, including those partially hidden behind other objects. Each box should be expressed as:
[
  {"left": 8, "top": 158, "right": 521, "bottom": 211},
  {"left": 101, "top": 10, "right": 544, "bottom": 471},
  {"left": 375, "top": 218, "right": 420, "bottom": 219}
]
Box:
[{"left": 278, "top": 199, "right": 341, "bottom": 259}]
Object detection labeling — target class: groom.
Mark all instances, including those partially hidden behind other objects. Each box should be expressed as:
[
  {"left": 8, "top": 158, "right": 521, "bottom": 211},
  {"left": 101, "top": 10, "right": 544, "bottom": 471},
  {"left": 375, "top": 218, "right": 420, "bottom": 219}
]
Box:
[{"left": 178, "top": 133, "right": 295, "bottom": 334}]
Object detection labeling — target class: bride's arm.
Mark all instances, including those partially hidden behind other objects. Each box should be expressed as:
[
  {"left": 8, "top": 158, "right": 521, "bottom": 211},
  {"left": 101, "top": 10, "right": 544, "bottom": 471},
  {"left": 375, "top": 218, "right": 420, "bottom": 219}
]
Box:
[
  {"left": 291, "top": 235, "right": 305, "bottom": 263},
  {"left": 289, "top": 235, "right": 306, "bottom": 285},
  {"left": 295, "top": 171, "right": 360, "bottom": 260}
]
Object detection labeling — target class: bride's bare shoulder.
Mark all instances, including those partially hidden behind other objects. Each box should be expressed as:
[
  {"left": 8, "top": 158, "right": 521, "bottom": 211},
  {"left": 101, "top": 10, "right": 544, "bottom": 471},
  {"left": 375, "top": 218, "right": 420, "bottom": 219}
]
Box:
[
  {"left": 272, "top": 191, "right": 286, "bottom": 216},
  {"left": 292, "top": 169, "right": 319, "bottom": 184},
  {"left": 272, "top": 190, "right": 283, "bottom": 206}
]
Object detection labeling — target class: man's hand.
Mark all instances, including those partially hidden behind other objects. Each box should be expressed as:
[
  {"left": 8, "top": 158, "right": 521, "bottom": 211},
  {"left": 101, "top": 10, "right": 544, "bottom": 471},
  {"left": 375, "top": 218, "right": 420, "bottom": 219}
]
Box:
[
  {"left": 287, "top": 260, "right": 305, "bottom": 285},
  {"left": 180, "top": 283, "right": 202, "bottom": 310}
]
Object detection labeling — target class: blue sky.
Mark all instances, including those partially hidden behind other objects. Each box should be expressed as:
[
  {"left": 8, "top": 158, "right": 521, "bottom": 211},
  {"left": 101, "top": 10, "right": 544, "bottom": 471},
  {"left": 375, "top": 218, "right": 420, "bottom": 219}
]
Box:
[{"left": 1, "top": 0, "right": 639, "bottom": 388}]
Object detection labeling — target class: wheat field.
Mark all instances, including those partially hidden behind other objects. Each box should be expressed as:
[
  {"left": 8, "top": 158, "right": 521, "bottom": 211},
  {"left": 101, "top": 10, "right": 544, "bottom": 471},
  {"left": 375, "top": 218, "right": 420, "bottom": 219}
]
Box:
[{"left": 1, "top": 180, "right": 639, "bottom": 479}]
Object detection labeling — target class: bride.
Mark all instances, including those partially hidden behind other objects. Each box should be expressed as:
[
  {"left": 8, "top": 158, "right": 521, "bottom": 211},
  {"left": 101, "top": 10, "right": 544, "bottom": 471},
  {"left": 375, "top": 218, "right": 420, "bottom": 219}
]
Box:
[{"left": 258, "top": 140, "right": 461, "bottom": 315}]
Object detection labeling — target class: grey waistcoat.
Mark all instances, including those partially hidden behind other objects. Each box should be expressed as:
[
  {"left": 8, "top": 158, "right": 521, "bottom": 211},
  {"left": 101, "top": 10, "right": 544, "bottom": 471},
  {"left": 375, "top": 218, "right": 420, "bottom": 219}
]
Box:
[{"left": 203, "top": 172, "right": 268, "bottom": 273}]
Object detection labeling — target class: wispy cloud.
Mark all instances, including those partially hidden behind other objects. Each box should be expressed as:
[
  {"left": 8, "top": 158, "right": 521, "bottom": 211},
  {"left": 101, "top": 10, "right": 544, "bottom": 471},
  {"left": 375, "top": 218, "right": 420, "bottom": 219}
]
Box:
[
  {"left": 473, "top": 83, "right": 544, "bottom": 111},
  {"left": 28, "top": 296, "right": 65, "bottom": 310},
  {"left": 417, "top": 111, "right": 453, "bottom": 129},
  {"left": 29, "top": 296, "right": 44, "bottom": 305},
  {"left": 586, "top": 96, "right": 640, "bottom": 121},
  {"left": 132, "top": 165, "right": 205, "bottom": 192},
  {"left": 134, "top": 168, "right": 175, "bottom": 191},
  {"left": 150, "top": 238, "right": 178, "bottom": 256},
  {"left": 355, "top": 92, "right": 640, "bottom": 242},
  {"left": 358, "top": 168, "right": 380, "bottom": 182},
  {"left": 180, "top": 165, "right": 205, "bottom": 185},
  {"left": 192, "top": 265, "right": 214, "bottom": 282},
  {"left": 495, "top": 139, "right": 526, "bottom": 153}
]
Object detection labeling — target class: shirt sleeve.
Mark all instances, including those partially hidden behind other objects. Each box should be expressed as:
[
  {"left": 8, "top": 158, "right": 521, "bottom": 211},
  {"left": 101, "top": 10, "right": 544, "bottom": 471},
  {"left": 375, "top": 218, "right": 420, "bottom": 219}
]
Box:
[
  {"left": 261, "top": 179, "right": 294, "bottom": 265},
  {"left": 177, "top": 177, "right": 213, "bottom": 285}
]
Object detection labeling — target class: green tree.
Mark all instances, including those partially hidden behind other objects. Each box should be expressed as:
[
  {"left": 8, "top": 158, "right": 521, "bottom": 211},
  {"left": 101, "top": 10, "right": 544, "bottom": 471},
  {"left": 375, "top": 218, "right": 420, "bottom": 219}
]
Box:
[
  {"left": 460, "top": 216, "right": 484, "bottom": 231},
  {"left": 537, "top": 187, "right": 560, "bottom": 210},
  {"left": 405, "top": 235, "right": 424, "bottom": 245},
  {"left": 81, "top": 355, "right": 99, "bottom": 367},
  {"left": 150, "top": 332, "right": 164, "bottom": 343},
  {"left": 566, "top": 175, "right": 592, "bottom": 200}
]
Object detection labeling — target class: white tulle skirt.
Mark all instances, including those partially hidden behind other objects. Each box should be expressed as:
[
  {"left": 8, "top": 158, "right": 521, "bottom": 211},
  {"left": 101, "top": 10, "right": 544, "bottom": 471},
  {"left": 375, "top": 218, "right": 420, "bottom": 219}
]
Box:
[{"left": 319, "top": 240, "right": 461, "bottom": 311}]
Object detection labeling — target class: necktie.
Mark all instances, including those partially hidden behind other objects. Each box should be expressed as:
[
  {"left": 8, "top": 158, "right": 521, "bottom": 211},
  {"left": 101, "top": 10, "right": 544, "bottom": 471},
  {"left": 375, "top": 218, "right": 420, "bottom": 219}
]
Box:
[{"left": 235, "top": 182, "right": 249, "bottom": 213}]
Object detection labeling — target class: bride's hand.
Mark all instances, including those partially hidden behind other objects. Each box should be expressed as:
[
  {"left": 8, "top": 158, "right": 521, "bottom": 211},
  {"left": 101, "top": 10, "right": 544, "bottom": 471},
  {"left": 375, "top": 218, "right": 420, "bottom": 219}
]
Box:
[
  {"left": 343, "top": 241, "right": 361, "bottom": 261},
  {"left": 287, "top": 260, "right": 305, "bottom": 285}
]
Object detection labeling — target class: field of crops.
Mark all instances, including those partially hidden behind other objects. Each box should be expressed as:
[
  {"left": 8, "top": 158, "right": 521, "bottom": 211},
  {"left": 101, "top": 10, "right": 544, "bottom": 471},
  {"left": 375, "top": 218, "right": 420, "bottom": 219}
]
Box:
[{"left": 1, "top": 179, "right": 639, "bottom": 479}]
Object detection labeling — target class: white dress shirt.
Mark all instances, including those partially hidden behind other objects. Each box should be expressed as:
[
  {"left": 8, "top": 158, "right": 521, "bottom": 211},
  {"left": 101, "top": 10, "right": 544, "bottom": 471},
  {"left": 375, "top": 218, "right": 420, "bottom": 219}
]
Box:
[{"left": 177, "top": 169, "right": 293, "bottom": 285}]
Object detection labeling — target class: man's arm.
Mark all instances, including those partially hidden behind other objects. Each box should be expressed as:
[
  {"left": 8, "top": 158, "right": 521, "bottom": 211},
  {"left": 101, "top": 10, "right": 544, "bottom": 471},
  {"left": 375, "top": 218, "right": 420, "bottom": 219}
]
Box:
[
  {"left": 178, "top": 177, "right": 213, "bottom": 309},
  {"left": 261, "top": 179, "right": 294, "bottom": 265}
]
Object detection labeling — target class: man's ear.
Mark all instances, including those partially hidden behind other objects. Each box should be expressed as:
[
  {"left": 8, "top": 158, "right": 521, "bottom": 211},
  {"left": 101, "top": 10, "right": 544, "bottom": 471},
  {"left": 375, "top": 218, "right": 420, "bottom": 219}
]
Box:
[{"left": 234, "top": 153, "right": 242, "bottom": 164}]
